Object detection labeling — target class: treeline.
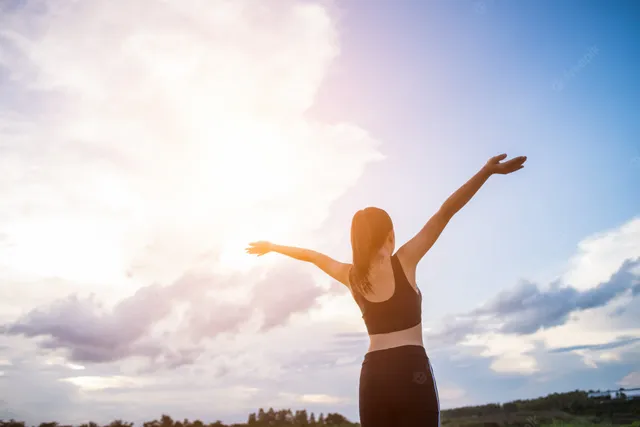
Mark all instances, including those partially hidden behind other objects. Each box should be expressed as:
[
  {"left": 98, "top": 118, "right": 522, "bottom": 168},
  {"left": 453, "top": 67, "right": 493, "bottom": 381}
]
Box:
[
  {"left": 0, "top": 411, "right": 358, "bottom": 427},
  {"left": 3, "top": 389, "right": 640, "bottom": 427},
  {"left": 442, "top": 389, "right": 640, "bottom": 419},
  {"left": 247, "top": 408, "right": 352, "bottom": 425}
]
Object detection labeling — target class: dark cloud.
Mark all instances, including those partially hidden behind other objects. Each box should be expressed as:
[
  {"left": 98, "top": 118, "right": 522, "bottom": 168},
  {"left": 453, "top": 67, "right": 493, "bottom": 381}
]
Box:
[
  {"left": 491, "top": 258, "right": 639, "bottom": 335},
  {"left": 182, "top": 302, "right": 254, "bottom": 343},
  {"left": 282, "top": 334, "right": 368, "bottom": 373},
  {"left": 252, "top": 265, "right": 324, "bottom": 332},
  {"left": 3, "top": 264, "right": 327, "bottom": 366},
  {"left": 136, "top": 346, "right": 206, "bottom": 373},
  {"left": 548, "top": 336, "right": 640, "bottom": 354},
  {"left": 4, "top": 279, "right": 205, "bottom": 363},
  {"left": 426, "top": 316, "right": 482, "bottom": 346},
  {"left": 427, "top": 257, "right": 640, "bottom": 345}
]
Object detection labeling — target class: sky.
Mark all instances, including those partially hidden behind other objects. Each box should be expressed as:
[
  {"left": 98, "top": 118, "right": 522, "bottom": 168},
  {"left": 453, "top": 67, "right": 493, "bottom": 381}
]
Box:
[{"left": 0, "top": 0, "right": 639, "bottom": 424}]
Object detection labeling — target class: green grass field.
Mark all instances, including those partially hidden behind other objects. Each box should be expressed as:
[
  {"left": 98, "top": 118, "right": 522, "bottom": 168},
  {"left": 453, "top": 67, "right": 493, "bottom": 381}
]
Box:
[{"left": 440, "top": 412, "right": 640, "bottom": 427}]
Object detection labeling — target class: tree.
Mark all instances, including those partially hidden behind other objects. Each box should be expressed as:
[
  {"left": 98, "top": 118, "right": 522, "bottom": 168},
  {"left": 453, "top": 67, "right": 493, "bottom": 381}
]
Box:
[
  {"left": 295, "top": 409, "right": 309, "bottom": 425},
  {"left": 284, "top": 409, "right": 295, "bottom": 424},
  {"left": 324, "top": 413, "right": 348, "bottom": 425},
  {"left": 266, "top": 407, "right": 276, "bottom": 425},
  {"left": 161, "top": 415, "right": 174, "bottom": 427},
  {"left": 275, "top": 409, "right": 288, "bottom": 424},
  {"left": 503, "top": 403, "right": 517, "bottom": 413},
  {"left": 246, "top": 414, "right": 256, "bottom": 425},
  {"left": 569, "top": 400, "right": 585, "bottom": 413}
]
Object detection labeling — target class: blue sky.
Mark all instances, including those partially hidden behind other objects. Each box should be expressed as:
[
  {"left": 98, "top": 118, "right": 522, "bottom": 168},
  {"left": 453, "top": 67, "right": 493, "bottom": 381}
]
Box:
[
  {"left": 312, "top": 0, "right": 640, "bottom": 411},
  {"left": 313, "top": 0, "right": 640, "bottom": 318},
  {"left": 0, "top": 0, "right": 639, "bottom": 424}
]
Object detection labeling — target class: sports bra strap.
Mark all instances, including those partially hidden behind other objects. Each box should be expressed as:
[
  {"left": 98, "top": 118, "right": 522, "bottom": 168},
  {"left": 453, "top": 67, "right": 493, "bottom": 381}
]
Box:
[{"left": 391, "top": 254, "right": 409, "bottom": 292}]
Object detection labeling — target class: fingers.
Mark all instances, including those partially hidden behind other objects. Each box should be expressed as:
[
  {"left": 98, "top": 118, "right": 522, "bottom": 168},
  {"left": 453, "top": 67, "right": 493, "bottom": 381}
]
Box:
[
  {"left": 245, "top": 242, "right": 268, "bottom": 257},
  {"left": 512, "top": 155, "right": 527, "bottom": 164},
  {"left": 491, "top": 153, "right": 508, "bottom": 163},
  {"left": 491, "top": 154, "right": 527, "bottom": 166},
  {"left": 502, "top": 156, "right": 527, "bottom": 168},
  {"left": 502, "top": 158, "right": 523, "bottom": 167}
]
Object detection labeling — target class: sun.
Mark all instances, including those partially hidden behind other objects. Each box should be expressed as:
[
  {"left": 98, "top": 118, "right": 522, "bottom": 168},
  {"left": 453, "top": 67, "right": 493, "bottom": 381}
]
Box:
[
  {"left": 217, "top": 224, "right": 296, "bottom": 274},
  {"left": 181, "top": 116, "right": 309, "bottom": 272}
]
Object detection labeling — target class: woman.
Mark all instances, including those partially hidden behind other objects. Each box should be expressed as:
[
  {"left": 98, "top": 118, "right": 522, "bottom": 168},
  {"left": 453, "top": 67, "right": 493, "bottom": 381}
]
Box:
[{"left": 246, "top": 153, "right": 527, "bottom": 426}]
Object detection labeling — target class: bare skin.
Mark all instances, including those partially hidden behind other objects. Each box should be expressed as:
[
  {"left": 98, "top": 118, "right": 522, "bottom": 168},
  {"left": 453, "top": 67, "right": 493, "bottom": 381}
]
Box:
[{"left": 247, "top": 154, "right": 527, "bottom": 352}]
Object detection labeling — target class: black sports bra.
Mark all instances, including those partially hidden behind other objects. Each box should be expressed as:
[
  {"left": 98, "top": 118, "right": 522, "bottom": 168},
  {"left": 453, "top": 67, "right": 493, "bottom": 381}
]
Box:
[{"left": 350, "top": 254, "right": 422, "bottom": 335}]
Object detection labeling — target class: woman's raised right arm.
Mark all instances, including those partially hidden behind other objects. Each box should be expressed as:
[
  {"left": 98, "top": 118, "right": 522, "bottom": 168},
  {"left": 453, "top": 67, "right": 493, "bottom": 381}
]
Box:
[{"left": 246, "top": 241, "right": 351, "bottom": 287}]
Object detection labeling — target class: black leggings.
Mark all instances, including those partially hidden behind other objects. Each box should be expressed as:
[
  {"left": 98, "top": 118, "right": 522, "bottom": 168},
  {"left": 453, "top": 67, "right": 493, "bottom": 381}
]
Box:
[{"left": 359, "top": 345, "right": 440, "bottom": 427}]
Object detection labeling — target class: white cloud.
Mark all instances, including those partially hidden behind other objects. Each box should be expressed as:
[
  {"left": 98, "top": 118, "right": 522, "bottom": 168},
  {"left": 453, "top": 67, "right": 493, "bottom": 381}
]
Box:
[
  {"left": 61, "top": 375, "right": 146, "bottom": 391},
  {"left": 442, "top": 216, "right": 640, "bottom": 376},
  {"left": 455, "top": 292, "right": 640, "bottom": 376},
  {"left": 598, "top": 352, "right": 621, "bottom": 362},
  {"left": 462, "top": 332, "right": 539, "bottom": 375},
  {"left": 0, "top": 0, "right": 382, "bottom": 311},
  {"left": 0, "top": 1, "right": 379, "bottom": 423},
  {"left": 563, "top": 217, "right": 640, "bottom": 290},
  {"left": 45, "top": 357, "right": 85, "bottom": 371},
  {"left": 438, "top": 385, "right": 467, "bottom": 401},
  {"left": 298, "top": 393, "right": 351, "bottom": 404},
  {"left": 618, "top": 371, "right": 640, "bottom": 388}
]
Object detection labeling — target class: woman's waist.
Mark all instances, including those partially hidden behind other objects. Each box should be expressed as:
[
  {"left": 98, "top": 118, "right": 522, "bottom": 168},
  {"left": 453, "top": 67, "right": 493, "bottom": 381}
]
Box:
[{"left": 366, "top": 322, "right": 424, "bottom": 353}]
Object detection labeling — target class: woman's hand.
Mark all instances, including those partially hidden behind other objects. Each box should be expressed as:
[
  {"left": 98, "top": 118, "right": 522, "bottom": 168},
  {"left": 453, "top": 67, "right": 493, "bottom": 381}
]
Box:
[
  {"left": 484, "top": 154, "right": 527, "bottom": 175},
  {"left": 246, "top": 241, "right": 274, "bottom": 256}
]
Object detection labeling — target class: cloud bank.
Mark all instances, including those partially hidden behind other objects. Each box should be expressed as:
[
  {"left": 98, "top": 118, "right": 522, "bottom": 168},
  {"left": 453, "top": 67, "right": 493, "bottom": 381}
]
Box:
[
  {"left": 0, "top": 0, "right": 382, "bottom": 309},
  {"left": 426, "top": 218, "right": 640, "bottom": 377},
  {"left": 429, "top": 257, "right": 640, "bottom": 346},
  {"left": 0, "top": 1, "right": 382, "bottom": 421}
]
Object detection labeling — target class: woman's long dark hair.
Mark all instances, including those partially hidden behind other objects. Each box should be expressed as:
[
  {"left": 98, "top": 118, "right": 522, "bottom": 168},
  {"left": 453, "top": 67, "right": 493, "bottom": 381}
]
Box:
[{"left": 349, "top": 207, "right": 393, "bottom": 295}]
